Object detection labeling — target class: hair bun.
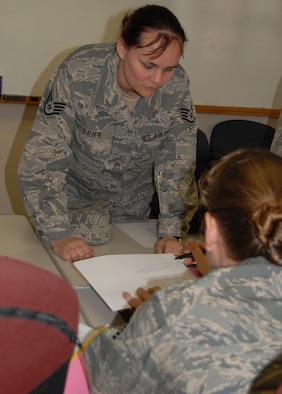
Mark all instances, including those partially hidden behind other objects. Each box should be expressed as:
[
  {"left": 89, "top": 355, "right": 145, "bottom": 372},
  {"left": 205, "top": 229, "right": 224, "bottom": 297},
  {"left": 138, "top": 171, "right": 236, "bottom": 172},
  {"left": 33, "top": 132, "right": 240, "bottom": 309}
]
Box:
[{"left": 253, "top": 204, "right": 282, "bottom": 265}]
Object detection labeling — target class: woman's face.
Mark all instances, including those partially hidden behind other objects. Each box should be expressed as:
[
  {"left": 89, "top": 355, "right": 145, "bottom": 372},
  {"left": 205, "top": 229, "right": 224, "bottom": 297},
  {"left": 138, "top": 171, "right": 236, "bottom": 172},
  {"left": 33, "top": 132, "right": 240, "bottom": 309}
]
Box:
[{"left": 116, "top": 30, "right": 182, "bottom": 98}]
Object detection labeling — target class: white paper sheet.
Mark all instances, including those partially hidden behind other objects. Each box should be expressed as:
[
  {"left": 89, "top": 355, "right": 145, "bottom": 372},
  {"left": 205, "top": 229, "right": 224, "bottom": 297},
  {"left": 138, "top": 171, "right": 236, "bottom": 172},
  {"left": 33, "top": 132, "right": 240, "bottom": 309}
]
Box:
[
  {"left": 114, "top": 222, "right": 158, "bottom": 248},
  {"left": 74, "top": 254, "right": 195, "bottom": 311}
]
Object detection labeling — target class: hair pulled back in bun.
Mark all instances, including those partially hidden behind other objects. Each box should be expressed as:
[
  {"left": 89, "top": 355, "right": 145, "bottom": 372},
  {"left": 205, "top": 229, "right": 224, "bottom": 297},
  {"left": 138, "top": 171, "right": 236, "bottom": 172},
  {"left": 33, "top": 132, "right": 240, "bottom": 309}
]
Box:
[
  {"left": 120, "top": 5, "right": 187, "bottom": 58},
  {"left": 252, "top": 205, "right": 282, "bottom": 266},
  {"left": 199, "top": 148, "right": 282, "bottom": 266}
]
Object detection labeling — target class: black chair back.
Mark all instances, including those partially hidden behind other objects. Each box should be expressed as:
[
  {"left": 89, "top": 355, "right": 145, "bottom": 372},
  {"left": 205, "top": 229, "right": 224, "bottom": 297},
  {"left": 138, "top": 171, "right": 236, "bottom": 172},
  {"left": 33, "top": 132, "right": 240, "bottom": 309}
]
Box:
[{"left": 209, "top": 120, "right": 275, "bottom": 162}]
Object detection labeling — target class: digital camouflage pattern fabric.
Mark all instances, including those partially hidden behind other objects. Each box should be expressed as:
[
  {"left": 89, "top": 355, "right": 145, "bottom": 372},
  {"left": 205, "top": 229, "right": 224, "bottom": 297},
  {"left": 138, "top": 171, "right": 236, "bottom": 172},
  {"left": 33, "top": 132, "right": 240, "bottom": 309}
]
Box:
[
  {"left": 84, "top": 257, "right": 282, "bottom": 394},
  {"left": 271, "top": 109, "right": 282, "bottom": 158},
  {"left": 18, "top": 44, "right": 198, "bottom": 243}
]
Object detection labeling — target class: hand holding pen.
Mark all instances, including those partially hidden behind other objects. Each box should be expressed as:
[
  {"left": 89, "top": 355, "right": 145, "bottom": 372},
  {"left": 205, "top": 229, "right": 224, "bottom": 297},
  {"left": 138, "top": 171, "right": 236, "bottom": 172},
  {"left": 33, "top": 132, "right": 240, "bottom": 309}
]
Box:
[
  {"left": 175, "top": 238, "right": 210, "bottom": 276},
  {"left": 175, "top": 251, "right": 197, "bottom": 267},
  {"left": 155, "top": 236, "right": 190, "bottom": 255}
]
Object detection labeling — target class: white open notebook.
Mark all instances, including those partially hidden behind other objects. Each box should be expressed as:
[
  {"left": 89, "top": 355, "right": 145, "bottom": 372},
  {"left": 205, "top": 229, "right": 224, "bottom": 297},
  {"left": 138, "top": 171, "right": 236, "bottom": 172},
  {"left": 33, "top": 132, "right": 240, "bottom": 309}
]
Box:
[{"left": 74, "top": 254, "right": 195, "bottom": 311}]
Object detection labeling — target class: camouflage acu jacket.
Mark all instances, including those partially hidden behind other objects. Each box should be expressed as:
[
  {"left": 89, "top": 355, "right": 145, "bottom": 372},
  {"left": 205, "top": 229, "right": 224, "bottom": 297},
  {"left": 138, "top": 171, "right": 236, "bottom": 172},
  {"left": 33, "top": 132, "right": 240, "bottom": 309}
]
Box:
[
  {"left": 271, "top": 109, "right": 282, "bottom": 158},
  {"left": 84, "top": 257, "right": 282, "bottom": 393},
  {"left": 18, "top": 44, "right": 198, "bottom": 243}
]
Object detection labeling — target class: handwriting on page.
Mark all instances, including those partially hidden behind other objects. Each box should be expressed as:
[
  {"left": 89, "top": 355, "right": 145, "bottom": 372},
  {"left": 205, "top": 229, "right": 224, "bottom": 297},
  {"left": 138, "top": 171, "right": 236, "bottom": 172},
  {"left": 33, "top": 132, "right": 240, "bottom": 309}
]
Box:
[{"left": 74, "top": 254, "right": 195, "bottom": 311}]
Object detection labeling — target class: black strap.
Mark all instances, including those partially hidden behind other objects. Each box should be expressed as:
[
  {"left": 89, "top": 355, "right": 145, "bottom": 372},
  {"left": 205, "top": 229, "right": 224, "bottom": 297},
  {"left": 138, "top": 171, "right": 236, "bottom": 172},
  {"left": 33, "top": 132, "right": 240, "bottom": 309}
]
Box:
[{"left": 0, "top": 306, "right": 81, "bottom": 348}]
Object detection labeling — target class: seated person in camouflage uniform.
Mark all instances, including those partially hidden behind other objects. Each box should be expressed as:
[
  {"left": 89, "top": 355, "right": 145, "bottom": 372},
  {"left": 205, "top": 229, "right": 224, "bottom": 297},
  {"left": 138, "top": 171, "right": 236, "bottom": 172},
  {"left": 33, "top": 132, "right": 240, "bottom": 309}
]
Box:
[
  {"left": 82, "top": 148, "right": 282, "bottom": 393},
  {"left": 18, "top": 5, "right": 198, "bottom": 261}
]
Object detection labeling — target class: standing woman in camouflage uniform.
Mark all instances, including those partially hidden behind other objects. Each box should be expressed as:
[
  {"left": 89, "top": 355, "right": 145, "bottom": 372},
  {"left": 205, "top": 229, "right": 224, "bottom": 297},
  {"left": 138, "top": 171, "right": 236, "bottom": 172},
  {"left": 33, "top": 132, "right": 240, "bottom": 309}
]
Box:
[{"left": 18, "top": 5, "right": 198, "bottom": 261}]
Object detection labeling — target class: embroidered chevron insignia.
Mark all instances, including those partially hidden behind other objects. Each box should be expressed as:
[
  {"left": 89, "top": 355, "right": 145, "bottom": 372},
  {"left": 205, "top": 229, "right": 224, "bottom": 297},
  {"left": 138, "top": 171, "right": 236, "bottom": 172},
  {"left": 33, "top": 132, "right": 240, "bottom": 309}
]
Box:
[
  {"left": 44, "top": 100, "right": 66, "bottom": 116},
  {"left": 44, "top": 91, "right": 66, "bottom": 116},
  {"left": 180, "top": 107, "right": 195, "bottom": 123}
]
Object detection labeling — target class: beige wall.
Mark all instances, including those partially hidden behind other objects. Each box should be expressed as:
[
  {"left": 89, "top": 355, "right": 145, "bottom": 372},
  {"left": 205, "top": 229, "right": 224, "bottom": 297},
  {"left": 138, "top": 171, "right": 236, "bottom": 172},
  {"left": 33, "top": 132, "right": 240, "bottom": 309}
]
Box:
[
  {"left": 1, "top": 0, "right": 281, "bottom": 109},
  {"left": 1, "top": 104, "right": 37, "bottom": 215},
  {"left": 1, "top": 1, "right": 281, "bottom": 214},
  {"left": 1, "top": 103, "right": 278, "bottom": 215}
]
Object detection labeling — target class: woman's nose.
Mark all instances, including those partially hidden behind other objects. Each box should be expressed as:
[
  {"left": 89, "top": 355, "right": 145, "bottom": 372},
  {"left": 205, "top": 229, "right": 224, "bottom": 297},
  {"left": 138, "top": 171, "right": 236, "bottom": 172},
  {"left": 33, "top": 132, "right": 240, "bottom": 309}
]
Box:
[{"left": 150, "top": 70, "right": 163, "bottom": 86}]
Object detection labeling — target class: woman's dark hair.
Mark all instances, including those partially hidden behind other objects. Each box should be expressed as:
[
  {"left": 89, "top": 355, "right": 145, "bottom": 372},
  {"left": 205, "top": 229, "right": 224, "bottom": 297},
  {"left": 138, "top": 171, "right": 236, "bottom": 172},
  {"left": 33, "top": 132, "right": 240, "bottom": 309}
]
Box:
[
  {"left": 120, "top": 5, "right": 187, "bottom": 58},
  {"left": 198, "top": 148, "right": 282, "bottom": 266}
]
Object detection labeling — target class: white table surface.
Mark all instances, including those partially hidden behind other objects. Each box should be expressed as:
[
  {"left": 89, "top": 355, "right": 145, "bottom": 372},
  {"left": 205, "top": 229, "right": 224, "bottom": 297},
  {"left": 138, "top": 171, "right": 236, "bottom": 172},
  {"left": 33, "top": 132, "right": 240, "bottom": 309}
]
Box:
[
  {"left": 42, "top": 220, "right": 158, "bottom": 328},
  {"left": 0, "top": 215, "right": 156, "bottom": 328},
  {"left": 0, "top": 214, "right": 60, "bottom": 275},
  {"left": 0, "top": 215, "right": 196, "bottom": 329}
]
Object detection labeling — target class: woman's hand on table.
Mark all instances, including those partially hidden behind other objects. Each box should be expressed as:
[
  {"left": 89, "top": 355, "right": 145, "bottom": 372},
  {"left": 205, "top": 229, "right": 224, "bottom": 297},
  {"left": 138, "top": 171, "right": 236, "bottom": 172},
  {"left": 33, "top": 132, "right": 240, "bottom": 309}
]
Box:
[
  {"left": 50, "top": 237, "right": 94, "bottom": 261},
  {"left": 155, "top": 236, "right": 189, "bottom": 255}
]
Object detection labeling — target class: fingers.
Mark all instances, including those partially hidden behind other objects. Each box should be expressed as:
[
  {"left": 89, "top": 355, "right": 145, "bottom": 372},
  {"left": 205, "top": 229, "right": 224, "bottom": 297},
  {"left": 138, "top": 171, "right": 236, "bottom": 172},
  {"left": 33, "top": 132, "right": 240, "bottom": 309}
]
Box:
[
  {"left": 154, "top": 238, "right": 165, "bottom": 253},
  {"left": 122, "top": 291, "right": 143, "bottom": 310},
  {"left": 186, "top": 238, "right": 210, "bottom": 276},
  {"left": 135, "top": 287, "right": 155, "bottom": 301},
  {"left": 176, "top": 242, "right": 190, "bottom": 256},
  {"left": 155, "top": 237, "right": 189, "bottom": 255},
  {"left": 51, "top": 238, "right": 95, "bottom": 261},
  {"left": 122, "top": 286, "right": 160, "bottom": 310},
  {"left": 147, "top": 286, "right": 161, "bottom": 295},
  {"left": 199, "top": 241, "right": 206, "bottom": 251},
  {"left": 187, "top": 238, "right": 205, "bottom": 261}
]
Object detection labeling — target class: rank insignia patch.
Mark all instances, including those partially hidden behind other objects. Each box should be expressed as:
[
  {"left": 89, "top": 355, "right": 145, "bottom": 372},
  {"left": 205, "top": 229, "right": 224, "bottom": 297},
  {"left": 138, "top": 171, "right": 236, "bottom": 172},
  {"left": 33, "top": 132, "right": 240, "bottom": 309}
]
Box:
[
  {"left": 44, "top": 92, "right": 66, "bottom": 116},
  {"left": 180, "top": 107, "right": 195, "bottom": 124}
]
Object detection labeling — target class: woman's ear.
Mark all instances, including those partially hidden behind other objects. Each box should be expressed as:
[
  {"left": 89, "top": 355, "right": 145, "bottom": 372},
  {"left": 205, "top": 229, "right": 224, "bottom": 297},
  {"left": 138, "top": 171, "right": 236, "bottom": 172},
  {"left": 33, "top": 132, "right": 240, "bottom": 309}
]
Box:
[
  {"left": 116, "top": 37, "right": 126, "bottom": 60},
  {"left": 204, "top": 212, "right": 219, "bottom": 250}
]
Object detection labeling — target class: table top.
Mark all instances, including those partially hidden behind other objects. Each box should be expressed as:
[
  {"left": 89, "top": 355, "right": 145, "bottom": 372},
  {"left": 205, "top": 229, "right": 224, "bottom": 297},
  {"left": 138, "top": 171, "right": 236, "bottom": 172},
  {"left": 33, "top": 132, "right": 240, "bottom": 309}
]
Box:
[
  {"left": 0, "top": 215, "right": 196, "bottom": 329},
  {"left": 0, "top": 214, "right": 60, "bottom": 276},
  {"left": 43, "top": 220, "right": 157, "bottom": 328},
  {"left": 0, "top": 215, "right": 157, "bottom": 328}
]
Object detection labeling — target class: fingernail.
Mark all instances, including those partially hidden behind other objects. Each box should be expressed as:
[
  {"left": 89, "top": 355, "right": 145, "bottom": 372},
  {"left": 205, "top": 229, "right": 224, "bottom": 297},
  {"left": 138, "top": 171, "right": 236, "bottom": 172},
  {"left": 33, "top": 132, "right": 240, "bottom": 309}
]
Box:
[{"left": 187, "top": 238, "right": 195, "bottom": 246}]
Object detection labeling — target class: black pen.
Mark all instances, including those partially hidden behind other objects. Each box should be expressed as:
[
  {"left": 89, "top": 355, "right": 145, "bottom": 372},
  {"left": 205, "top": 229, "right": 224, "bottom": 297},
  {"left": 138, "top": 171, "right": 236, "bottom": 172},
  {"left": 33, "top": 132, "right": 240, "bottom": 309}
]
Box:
[
  {"left": 185, "top": 262, "right": 197, "bottom": 268},
  {"left": 175, "top": 249, "right": 206, "bottom": 260},
  {"left": 174, "top": 252, "right": 193, "bottom": 260}
]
